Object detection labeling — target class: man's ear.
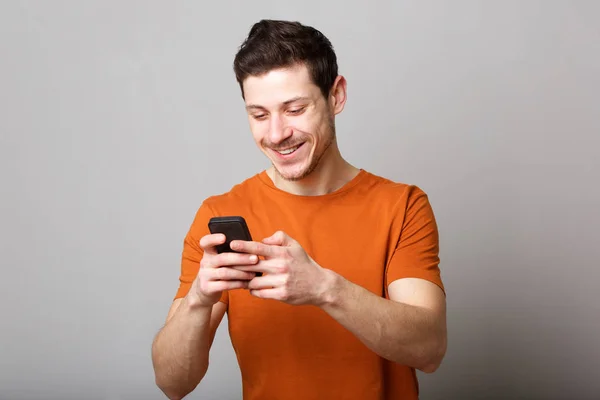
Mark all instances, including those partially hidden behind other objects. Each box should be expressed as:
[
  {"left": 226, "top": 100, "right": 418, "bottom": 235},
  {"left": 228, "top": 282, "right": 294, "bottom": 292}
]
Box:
[{"left": 329, "top": 75, "right": 347, "bottom": 115}]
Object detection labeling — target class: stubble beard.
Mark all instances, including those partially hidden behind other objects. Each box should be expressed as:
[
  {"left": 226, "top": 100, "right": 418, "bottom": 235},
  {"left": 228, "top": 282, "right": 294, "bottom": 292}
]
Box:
[{"left": 272, "top": 118, "right": 336, "bottom": 182}]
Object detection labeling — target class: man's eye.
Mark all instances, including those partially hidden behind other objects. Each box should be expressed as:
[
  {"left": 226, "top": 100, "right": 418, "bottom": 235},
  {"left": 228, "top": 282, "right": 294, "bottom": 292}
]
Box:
[
  {"left": 252, "top": 114, "right": 267, "bottom": 120},
  {"left": 288, "top": 108, "right": 305, "bottom": 115}
]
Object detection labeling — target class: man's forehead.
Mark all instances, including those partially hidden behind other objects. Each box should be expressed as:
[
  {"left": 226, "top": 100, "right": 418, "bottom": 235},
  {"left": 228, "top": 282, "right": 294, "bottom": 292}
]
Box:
[{"left": 242, "top": 65, "right": 320, "bottom": 108}]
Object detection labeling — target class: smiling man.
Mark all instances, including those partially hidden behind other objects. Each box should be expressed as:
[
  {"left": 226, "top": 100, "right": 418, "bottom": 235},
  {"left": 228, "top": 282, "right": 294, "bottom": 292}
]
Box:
[{"left": 152, "top": 19, "right": 447, "bottom": 400}]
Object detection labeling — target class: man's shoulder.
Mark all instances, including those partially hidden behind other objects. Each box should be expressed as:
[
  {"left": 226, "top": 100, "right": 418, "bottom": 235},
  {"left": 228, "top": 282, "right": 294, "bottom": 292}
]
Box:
[
  {"left": 201, "top": 171, "right": 265, "bottom": 210},
  {"left": 360, "top": 169, "right": 429, "bottom": 200}
]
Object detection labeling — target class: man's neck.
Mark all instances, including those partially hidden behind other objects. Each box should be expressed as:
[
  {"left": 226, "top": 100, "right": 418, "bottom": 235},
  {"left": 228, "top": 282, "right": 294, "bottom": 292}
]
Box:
[{"left": 266, "top": 147, "right": 360, "bottom": 196}]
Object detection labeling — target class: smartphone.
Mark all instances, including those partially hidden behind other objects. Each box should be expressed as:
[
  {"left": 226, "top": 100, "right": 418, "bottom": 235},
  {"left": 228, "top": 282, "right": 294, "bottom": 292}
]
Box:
[{"left": 208, "top": 216, "right": 262, "bottom": 277}]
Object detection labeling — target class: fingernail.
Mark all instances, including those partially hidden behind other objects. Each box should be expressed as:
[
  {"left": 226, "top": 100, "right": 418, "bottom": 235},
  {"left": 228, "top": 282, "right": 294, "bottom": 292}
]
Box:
[{"left": 249, "top": 255, "right": 258, "bottom": 262}]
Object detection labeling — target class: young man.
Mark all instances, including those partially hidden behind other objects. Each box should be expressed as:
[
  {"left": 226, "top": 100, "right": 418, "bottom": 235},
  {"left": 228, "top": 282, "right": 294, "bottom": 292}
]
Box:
[{"left": 152, "top": 19, "right": 447, "bottom": 400}]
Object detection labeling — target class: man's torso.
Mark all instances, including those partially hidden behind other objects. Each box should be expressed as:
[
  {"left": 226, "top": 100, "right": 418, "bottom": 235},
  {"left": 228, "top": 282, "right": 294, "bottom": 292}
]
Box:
[{"left": 201, "top": 170, "right": 420, "bottom": 400}]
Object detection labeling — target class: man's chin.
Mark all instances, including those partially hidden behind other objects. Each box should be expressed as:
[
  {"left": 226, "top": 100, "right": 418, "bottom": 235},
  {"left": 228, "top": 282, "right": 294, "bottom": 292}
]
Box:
[{"left": 272, "top": 163, "right": 311, "bottom": 182}]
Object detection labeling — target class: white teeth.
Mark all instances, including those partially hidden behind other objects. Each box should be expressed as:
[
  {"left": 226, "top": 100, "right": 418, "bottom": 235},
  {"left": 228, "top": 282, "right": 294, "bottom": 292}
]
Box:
[{"left": 278, "top": 145, "right": 300, "bottom": 155}]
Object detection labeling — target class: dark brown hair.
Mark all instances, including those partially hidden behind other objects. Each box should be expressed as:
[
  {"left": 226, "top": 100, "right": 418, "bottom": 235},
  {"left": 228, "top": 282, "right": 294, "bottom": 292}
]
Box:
[{"left": 233, "top": 19, "right": 338, "bottom": 99}]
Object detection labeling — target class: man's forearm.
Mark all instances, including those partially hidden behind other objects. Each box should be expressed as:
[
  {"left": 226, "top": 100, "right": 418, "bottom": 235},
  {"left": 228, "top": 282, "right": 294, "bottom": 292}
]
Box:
[
  {"left": 152, "top": 295, "right": 213, "bottom": 399},
  {"left": 319, "top": 271, "right": 446, "bottom": 372}
]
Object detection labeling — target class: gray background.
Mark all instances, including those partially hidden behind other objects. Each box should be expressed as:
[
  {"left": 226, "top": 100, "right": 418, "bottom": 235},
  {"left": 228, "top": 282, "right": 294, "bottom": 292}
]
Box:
[{"left": 1, "top": 1, "right": 598, "bottom": 399}]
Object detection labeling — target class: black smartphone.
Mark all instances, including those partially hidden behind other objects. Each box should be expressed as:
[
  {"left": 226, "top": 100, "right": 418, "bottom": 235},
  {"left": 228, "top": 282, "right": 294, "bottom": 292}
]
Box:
[{"left": 208, "top": 216, "right": 262, "bottom": 277}]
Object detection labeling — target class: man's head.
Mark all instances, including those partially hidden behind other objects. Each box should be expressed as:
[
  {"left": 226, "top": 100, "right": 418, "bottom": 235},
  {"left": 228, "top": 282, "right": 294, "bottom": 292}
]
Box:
[{"left": 233, "top": 20, "right": 347, "bottom": 182}]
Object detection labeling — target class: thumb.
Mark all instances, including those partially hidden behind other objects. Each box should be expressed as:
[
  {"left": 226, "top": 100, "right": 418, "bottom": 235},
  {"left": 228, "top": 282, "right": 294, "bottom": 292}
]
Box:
[{"left": 262, "top": 230, "right": 294, "bottom": 246}]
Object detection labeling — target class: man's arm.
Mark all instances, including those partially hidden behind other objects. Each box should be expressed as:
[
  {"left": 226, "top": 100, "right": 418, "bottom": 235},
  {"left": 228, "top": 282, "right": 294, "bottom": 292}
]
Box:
[
  {"left": 319, "top": 274, "right": 447, "bottom": 373},
  {"left": 234, "top": 227, "right": 447, "bottom": 372},
  {"left": 151, "top": 296, "right": 227, "bottom": 400}
]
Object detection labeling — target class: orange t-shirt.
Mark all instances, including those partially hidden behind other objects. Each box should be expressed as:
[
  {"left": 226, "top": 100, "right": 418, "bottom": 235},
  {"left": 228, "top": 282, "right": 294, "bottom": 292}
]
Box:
[{"left": 175, "top": 169, "right": 444, "bottom": 400}]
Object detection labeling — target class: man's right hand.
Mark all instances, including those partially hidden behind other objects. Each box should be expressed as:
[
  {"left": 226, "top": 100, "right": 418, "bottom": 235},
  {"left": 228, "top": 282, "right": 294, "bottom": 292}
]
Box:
[{"left": 190, "top": 233, "right": 259, "bottom": 307}]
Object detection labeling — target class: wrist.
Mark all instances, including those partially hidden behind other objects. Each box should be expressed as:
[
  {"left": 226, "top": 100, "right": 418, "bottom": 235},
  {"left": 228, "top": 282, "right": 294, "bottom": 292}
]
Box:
[
  {"left": 185, "top": 291, "right": 215, "bottom": 312},
  {"left": 316, "top": 269, "right": 344, "bottom": 308}
]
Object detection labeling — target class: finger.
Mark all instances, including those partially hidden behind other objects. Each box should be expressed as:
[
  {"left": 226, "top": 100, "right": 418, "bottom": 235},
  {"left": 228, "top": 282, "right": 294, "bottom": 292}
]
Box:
[
  {"left": 213, "top": 252, "right": 259, "bottom": 268},
  {"left": 230, "top": 240, "right": 279, "bottom": 258},
  {"left": 230, "top": 259, "right": 284, "bottom": 275},
  {"left": 261, "top": 230, "right": 293, "bottom": 246},
  {"left": 203, "top": 267, "right": 256, "bottom": 281},
  {"left": 208, "top": 280, "right": 250, "bottom": 292},
  {"left": 247, "top": 274, "right": 285, "bottom": 290},
  {"left": 199, "top": 233, "right": 227, "bottom": 254},
  {"left": 249, "top": 287, "right": 285, "bottom": 300}
]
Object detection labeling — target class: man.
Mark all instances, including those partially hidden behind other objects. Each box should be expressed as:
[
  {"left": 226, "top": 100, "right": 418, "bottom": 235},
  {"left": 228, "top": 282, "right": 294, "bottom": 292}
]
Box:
[{"left": 152, "top": 19, "right": 447, "bottom": 400}]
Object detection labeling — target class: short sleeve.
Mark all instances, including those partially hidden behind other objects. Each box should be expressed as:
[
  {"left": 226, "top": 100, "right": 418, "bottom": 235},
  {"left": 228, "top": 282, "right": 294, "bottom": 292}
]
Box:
[
  {"left": 174, "top": 201, "right": 229, "bottom": 306},
  {"left": 385, "top": 187, "right": 445, "bottom": 295}
]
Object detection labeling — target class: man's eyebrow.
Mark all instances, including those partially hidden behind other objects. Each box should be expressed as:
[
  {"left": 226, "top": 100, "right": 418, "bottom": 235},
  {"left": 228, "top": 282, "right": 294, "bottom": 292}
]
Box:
[{"left": 245, "top": 96, "right": 311, "bottom": 110}]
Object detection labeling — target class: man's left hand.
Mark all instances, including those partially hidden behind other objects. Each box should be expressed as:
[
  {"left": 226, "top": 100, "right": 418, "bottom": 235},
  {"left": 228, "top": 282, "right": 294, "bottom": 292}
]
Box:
[{"left": 229, "top": 231, "right": 335, "bottom": 306}]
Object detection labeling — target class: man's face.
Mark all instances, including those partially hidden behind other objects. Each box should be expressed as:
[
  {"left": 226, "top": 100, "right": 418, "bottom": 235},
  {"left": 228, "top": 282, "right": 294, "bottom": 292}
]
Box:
[{"left": 242, "top": 64, "right": 338, "bottom": 181}]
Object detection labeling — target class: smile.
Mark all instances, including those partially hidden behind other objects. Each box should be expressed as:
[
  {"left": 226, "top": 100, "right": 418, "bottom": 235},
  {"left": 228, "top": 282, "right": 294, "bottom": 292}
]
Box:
[{"left": 275, "top": 143, "right": 303, "bottom": 155}]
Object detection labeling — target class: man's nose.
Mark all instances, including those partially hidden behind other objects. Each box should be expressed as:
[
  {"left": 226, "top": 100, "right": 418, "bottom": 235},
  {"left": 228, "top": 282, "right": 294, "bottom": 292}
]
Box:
[{"left": 268, "top": 114, "right": 293, "bottom": 144}]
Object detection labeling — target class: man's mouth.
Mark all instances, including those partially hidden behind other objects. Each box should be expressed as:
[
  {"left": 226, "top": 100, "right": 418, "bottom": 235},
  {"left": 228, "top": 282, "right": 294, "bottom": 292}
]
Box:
[{"left": 274, "top": 143, "right": 303, "bottom": 156}]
